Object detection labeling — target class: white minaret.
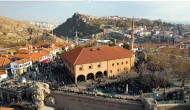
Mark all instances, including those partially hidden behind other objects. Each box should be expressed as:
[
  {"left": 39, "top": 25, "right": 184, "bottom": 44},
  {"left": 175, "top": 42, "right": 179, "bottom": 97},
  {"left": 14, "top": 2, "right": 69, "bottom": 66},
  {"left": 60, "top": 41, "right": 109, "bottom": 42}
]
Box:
[
  {"left": 75, "top": 31, "right": 79, "bottom": 45},
  {"left": 130, "top": 16, "right": 135, "bottom": 50}
]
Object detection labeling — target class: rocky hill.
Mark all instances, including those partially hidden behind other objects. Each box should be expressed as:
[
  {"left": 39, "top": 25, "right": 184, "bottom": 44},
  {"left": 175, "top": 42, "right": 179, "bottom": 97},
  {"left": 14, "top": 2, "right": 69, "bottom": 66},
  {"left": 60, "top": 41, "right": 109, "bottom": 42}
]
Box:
[
  {"left": 53, "top": 12, "right": 103, "bottom": 38},
  {"left": 53, "top": 13, "right": 175, "bottom": 39},
  {"left": 0, "top": 15, "right": 64, "bottom": 48}
]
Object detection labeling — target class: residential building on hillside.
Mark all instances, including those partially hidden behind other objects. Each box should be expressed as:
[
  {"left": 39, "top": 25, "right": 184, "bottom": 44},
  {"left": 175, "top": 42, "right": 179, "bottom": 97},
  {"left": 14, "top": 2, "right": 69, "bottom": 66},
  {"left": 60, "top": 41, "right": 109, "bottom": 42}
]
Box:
[
  {"left": 151, "top": 31, "right": 173, "bottom": 42},
  {"left": 62, "top": 42, "right": 75, "bottom": 51},
  {"left": 62, "top": 46, "right": 135, "bottom": 84},
  {"left": 10, "top": 58, "right": 32, "bottom": 76},
  {"left": 0, "top": 57, "right": 11, "bottom": 73},
  {"left": 33, "top": 42, "right": 53, "bottom": 49},
  {"left": 18, "top": 44, "right": 33, "bottom": 50},
  {"left": 137, "top": 31, "right": 151, "bottom": 37},
  {"left": 116, "top": 42, "right": 124, "bottom": 47},
  {"left": 133, "top": 45, "right": 143, "bottom": 52},
  {"left": 135, "top": 26, "right": 144, "bottom": 33},
  {"left": 15, "top": 50, "right": 51, "bottom": 64},
  {"left": 37, "top": 50, "right": 51, "bottom": 63}
]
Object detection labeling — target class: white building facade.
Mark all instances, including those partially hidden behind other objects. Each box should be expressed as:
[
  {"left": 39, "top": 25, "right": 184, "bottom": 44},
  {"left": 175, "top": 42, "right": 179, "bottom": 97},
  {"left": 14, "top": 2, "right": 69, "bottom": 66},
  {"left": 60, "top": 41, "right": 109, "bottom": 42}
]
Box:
[{"left": 10, "top": 59, "right": 32, "bottom": 76}]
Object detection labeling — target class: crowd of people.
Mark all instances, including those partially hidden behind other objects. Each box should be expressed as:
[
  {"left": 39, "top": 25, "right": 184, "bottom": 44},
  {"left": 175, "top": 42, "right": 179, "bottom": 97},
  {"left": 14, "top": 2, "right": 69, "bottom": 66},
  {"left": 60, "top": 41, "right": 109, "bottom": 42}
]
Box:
[
  {"left": 37, "top": 59, "right": 74, "bottom": 91},
  {"left": 93, "top": 75, "right": 172, "bottom": 96},
  {"left": 162, "top": 90, "right": 184, "bottom": 101},
  {"left": 94, "top": 77, "right": 144, "bottom": 95},
  {"left": 48, "top": 65, "right": 75, "bottom": 90}
]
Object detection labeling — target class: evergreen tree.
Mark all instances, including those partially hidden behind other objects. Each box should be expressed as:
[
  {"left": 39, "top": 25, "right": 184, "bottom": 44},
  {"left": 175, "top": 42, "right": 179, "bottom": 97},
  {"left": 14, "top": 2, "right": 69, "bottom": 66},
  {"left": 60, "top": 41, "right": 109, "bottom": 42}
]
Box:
[{"left": 123, "top": 43, "right": 130, "bottom": 50}]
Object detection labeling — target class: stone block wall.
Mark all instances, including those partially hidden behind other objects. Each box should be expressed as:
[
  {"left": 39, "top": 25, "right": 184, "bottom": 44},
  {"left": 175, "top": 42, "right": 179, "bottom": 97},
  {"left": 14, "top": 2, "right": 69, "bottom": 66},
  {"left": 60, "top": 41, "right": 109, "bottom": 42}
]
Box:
[{"left": 51, "top": 91, "right": 144, "bottom": 110}]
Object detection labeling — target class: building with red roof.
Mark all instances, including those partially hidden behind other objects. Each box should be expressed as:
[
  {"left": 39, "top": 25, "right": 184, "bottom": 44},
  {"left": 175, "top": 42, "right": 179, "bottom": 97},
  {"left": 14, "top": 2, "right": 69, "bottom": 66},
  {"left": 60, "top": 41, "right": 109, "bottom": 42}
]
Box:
[
  {"left": 0, "top": 57, "right": 11, "bottom": 73},
  {"left": 10, "top": 58, "right": 32, "bottom": 76},
  {"left": 63, "top": 46, "right": 135, "bottom": 84},
  {"left": 0, "top": 107, "right": 14, "bottom": 110}
]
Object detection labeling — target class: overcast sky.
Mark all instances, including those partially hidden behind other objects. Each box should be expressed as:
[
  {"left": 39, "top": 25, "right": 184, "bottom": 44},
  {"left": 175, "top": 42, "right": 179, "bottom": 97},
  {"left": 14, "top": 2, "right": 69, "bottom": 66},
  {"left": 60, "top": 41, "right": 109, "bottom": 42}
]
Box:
[{"left": 0, "top": 1, "right": 190, "bottom": 24}]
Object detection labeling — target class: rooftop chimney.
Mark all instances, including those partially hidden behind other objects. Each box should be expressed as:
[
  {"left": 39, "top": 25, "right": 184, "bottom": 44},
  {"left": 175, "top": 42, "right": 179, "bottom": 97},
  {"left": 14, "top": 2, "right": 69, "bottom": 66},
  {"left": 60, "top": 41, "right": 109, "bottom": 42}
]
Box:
[
  {"left": 90, "top": 48, "right": 96, "bottom": 51},
  {"left": 97, "top": 48, "right": 103, "bottom": 51}
]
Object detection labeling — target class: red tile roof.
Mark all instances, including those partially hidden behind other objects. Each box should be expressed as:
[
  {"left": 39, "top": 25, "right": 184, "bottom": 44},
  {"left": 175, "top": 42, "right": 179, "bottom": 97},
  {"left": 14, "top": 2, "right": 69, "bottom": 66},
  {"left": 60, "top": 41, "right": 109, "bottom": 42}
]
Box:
[
  {"left": 39, "top": 50, "right": 50, "bottom": 56},
  {"left": 62, "top": 42, "right": 73, "bottom": 48},
  {"left": 0, "top": 57, "right": 11, "bottom": 67},
  {"left": 63, "top": 46, "right": 134, "bottom": 65},
  {"left": 14, "top": 50, "right": 50, "bottom": 61},
  {"left": 18, "top": 49, "right": 31, "bottom": 54},
  {"left": 30, "top": 51, "right": 50, "bottom": 61},
  {"left": 0, "top": 69, "right": 7, "bottom": 75},
  {"left": 26, "top": 44, "right": 32, "bottom": 47},
  {"left": 51, "top": 46, "right": 60, "bottom": 50},
  {"left": 14, "top": 53, "right": 31, "bottom": 59},
  {"left": 16, "top": 58, "right": 30, "bottom": 64},
  {"left": 30, "top": 54, "right": 42, "bottom": 61},
  {"left": 0, "top": 107, "right": 14, "bottom": 110},
  {"left": 1, "top": 54, "right": 13, "bottom": 59},
  {"left": 42, "top": 48, "right": 54, "bottom": 52}
]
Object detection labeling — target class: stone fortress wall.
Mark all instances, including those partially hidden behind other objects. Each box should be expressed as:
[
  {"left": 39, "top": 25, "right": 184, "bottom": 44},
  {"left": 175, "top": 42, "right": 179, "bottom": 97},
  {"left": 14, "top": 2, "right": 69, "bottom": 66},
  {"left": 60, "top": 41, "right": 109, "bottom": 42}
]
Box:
[{"left": 51, "top": 91, "right": 144, "bottom": 110}]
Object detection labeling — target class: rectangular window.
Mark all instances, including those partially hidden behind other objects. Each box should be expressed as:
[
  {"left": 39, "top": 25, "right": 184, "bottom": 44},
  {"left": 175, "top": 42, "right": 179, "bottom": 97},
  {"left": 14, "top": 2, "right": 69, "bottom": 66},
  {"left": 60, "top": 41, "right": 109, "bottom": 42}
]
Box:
[
  {"left": 112, "top": 63, "right": 114, "bottom": 66},
  {"left": 79, "top": 67, "right": 83, "bottom": 71},
  {"left": 118, "top": 69, "right": 119, "bottom": 72},
  {"left": 89, "top": 66, "right": 92, "bottom": 69},
  {"left": 110, "top": 70, "right": 112, "bottom": 73},
  {"left": 122, "top": 62, "right": 123, "bottom": 65},
  {"left": 117, "top": 63, "right": 119, "bottom": 65},
  {"left": 98, "top": 65, "right": 101, "bottom": 68},
  {"left": 124, "top": 68, "right": 125, "bottom": 70},
  {"left": 126, "top": 61, "right": 128, "bottom": 64}
]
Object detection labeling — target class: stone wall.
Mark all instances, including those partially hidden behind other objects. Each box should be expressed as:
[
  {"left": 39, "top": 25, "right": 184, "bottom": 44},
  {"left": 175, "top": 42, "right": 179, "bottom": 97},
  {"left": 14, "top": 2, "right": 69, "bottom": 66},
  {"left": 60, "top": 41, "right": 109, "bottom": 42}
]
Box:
[
  {"left": 156, "top": 103, "right": 190, "bottom": 110},
  {"left": 51, "top": 91, "right": 144, "bottom": 110},
  {"left": 141, "top": 94, "right": 190, "bottom": 110}
]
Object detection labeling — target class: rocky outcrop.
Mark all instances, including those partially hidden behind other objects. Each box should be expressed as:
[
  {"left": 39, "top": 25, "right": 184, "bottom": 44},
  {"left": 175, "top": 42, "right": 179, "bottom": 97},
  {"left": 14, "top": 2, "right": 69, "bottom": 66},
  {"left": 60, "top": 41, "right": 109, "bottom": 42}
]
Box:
[
  {"left": 44, "top": 96, "right": 55, "bottom": 107},
  {"left": 53, "top": 13, "right": 103, "bottom": 38},
  {"left": 26, "top": 82, "right": 51, "bottom": 109}
]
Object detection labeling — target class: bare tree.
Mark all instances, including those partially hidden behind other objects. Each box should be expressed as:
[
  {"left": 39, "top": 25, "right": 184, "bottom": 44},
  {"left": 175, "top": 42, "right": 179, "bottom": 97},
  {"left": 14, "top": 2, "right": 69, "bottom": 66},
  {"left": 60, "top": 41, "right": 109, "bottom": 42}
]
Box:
[{"left": 173, "top": 57, "right": 190, "bottom": 88}]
